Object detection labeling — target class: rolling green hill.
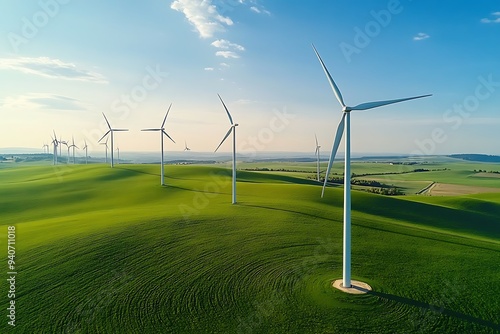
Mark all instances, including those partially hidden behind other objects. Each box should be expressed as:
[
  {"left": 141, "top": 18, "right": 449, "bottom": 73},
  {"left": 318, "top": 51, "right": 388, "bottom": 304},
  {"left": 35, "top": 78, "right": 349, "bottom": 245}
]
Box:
[{"left": 0, "top": 164, "right": 499, "bottom": 333}]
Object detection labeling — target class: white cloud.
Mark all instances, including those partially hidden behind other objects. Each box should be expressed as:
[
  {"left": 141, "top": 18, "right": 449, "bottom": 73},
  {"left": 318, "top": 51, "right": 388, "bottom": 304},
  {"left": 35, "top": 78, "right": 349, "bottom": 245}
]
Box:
[
  {"left": 1, "top": 93, "right": 86, "bottom": 111},
  {"left": 204, "top": 67, "right": 214, "bottom": 71},
  {"left": 481, "top": 12, "right": 500, "bottom": 23},
  {"left": 219, "top": 62, "right": 230, "bottom": 67},
  {"left": 211, "top": 39, "right": 245, "bottom": 51},
  {"left": 215, "top": 51, "right": 239, "bottom": 59},
  {"left": 170, "top": 0, "right": 233, "bottom": 38},
  {"left": 413, "top": 32, "right": 430, "bottom": 41},
  {"left": 249, "top": 5, "right": 270, "bottom": 15},
  {"left": 0, "top": 57, "right": 107, "bottom": 83},
  {"left": 212, "top": 39, "right": 245, "bottom": 59}
]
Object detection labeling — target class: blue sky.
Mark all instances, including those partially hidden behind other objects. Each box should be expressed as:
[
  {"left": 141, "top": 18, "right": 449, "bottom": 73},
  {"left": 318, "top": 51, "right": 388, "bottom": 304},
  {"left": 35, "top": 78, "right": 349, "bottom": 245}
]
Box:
[{"left": 0, "top": 0, "right": 499, "bottom": 156}]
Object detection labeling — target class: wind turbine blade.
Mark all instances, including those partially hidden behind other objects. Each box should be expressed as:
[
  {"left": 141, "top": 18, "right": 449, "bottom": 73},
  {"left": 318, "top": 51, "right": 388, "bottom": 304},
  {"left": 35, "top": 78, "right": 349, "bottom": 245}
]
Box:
[
  {"left": 102, "top": 112, "right": 111, "bottom": 130},
  {"left": 351, "top": 94, "right": 432, "bottom": 111},
  {"left": 312, "top": 44, "right": 346, "bottom": 109},
  {"left": 321, "top": 113, "right": 346, "bottom": 198},
  {"left": 214, "top": 127, "right": 233, "bottom": 153},
  {"left": 141, "top": 129, "right": 161, "bottom": 131},
  {"left": 161, "top": 103, "right": 172, "bottom": 128},
  {"left": 162, "top": 130, "right": 176, "bottom": 144},
  {"left": 315, "top": 133, "right": 319, "bottom": 147},
  {"left": 112, "top": 129, "right": 129, "bottom": 132},
  {"left": 217, "top": 94, "right": 234, "bottom": 125},
  {"left": 98, "top": 130, "right": 110, "bottom": 143}
]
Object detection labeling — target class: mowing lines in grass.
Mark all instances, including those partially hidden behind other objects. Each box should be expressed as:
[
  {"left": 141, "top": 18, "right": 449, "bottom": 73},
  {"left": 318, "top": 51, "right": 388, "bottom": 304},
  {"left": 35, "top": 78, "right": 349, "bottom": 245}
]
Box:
[
  {"left": 237, "top": 237, "right": 337, "bottom": 333},
  {"left": 6, "top": 226, "right": 17, "bottom": 327},
  {"left": 64, "top": 269, "right": 132, "bottom": 333}
]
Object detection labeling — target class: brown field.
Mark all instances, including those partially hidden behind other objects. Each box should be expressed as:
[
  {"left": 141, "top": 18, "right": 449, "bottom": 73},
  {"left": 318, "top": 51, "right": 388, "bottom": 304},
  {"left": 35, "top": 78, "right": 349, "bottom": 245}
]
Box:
[{"left": 427, "top": 182, "right": 500, "bottom": 196}]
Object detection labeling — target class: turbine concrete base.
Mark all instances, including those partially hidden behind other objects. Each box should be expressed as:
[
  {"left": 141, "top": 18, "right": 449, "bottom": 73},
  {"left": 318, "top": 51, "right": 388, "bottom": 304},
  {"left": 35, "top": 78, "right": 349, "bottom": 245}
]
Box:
[{"left": 332, "top": 279, "right": 372, "bottom": 294}]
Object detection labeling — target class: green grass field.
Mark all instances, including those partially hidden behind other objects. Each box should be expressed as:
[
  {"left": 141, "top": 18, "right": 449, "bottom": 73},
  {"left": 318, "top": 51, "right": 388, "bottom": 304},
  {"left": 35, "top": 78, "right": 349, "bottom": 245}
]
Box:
[{"left": 1, "top": 162, "right": 499, "bottom": 333}]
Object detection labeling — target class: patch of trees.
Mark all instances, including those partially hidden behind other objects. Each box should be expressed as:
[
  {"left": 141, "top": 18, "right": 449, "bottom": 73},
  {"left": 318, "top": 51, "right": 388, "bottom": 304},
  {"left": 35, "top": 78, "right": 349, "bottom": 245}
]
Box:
[
  {"left": 474, "top": 169, "right": 500, "bottom": 174},
  {"left": 367, "top": 187, "right": 405, "bottom": 195}
]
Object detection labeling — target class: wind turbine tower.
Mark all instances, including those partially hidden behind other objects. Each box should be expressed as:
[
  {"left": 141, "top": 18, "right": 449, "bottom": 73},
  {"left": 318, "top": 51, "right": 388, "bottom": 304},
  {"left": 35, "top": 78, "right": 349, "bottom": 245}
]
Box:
[
  {"left": 51, "top": 131, "right": 59, "bottom": 165},
  {"left": 313, "top": 45, "right": 431, "bottom": 290},
  {"left": 315, "top": 134, "right": 321, "bottom": 182},
  {"left": 100, "top": 137, "right": 109, "bottom": 163},
  {"left": 69, "top": 136, "right": 78, "bottom": 164},
  {"left": 214, "top": 94, "right": 238, "bottom": 204},
  {"left": 141, "top": 103, "right": 176, "bottom": 186},
  {"left": 82, "top": 140, "right": 88, "bottom": 164},
  {"left": 98, "top": 113, "right": 128, "bottom": 168}
]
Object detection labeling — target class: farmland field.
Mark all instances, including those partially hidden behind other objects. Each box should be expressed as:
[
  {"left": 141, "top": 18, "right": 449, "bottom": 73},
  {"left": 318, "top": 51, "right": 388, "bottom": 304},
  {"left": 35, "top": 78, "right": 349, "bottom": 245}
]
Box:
[{"left": 0, "top": 160, "right": 499, "bottom": 333}]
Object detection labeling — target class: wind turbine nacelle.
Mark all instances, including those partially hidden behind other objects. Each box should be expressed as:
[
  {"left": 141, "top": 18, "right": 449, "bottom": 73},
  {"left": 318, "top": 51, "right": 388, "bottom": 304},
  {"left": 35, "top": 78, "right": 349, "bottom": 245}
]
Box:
[
  {"left": 343, "top": 106, "right": 352, "bottom": 112},
  {"left": 234, "top": 123, "right": 239, "bottom": 127}
]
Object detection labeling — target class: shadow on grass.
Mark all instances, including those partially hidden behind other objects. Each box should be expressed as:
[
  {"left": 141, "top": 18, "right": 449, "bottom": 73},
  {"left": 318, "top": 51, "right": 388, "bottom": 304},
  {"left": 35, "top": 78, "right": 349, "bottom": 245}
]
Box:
[
  {"left": 240, "top": 203, "right": 337, "bottom": 223},
  {"left": 369, "top": 290, "right": 500, "bottom": 331}
]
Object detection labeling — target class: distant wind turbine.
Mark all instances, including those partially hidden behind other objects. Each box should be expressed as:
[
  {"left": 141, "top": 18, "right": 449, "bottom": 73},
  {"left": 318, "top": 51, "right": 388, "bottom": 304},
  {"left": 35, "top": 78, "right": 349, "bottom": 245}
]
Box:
[
  {"left": 62, "top": 140, "right": 70, "bottom": 164},
  {"left": 51, "top": 130, "right": 59, "bottom": 165},
  {"left": 98, "top": 113, "right": 128, "bottom": 168},
  {"left": 116, "top": 147, "right": 120, "bottom": 164},
  {"left": 315, "top": 134, "right": 321, "bottom": 182},
  {"left": 100, "top": 137, "right": 109, "bottom": 163},
  {"left": 69, "top": 136, "right": 78, "bottom": 164},
  {"left": 82, "top": 140, "right": 88, "bottom": 164},
  {"left": 214, "top": 94, "right": 238, "bottom": 204},
  {"left": 42, "top": 143, "right": 49, "bottom": 154},
  {"left": 141, "top": 103, "right": 176, "bottom": 186},
  {"left": 58, "top": 136, "right": 66, "bottom": 160},
  {"left": 313, "top": 44, "right": 431, "bottom": 289},
  {"left": 184, "top": 140, "right": 191, "bottom": 151}
]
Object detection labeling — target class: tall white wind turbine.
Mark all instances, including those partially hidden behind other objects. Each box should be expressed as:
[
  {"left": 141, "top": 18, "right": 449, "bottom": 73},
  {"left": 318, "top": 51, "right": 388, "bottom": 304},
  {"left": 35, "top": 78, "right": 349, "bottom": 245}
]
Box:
[
  {"left": 69, "top": 136, "right": 78, "bottom": 164},
  {"left": 82, "top": 140, "right": 88, "bottom": 164},
  {"left": 315, "top": 134, "right": 321, "bottom": 182},
  {"left": 214, "top": 94, "right": 238, "bottom": 204},
  {"left": 141, "top": 104, "right": 176, "bottom": 186},
  {"left": 313, "top": 45, "right": 431, "bottom": 289},
  {"left": 98, "top": 113, "right": 128, "bottom": 168}
]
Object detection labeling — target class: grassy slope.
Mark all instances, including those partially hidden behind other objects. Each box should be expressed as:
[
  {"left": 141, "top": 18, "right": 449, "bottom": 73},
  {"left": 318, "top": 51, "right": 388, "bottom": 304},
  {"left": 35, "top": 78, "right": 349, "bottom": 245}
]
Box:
[{"left": 0, "top": 164, "right": 499, "bottom": 333}]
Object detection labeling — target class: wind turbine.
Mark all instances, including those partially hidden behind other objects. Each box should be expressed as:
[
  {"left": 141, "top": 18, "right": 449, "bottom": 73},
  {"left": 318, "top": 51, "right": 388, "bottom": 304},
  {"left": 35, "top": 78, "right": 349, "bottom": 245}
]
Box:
[
  {"left": 100, "top": 137, "right": 109, "bottom": 163},
  {"left": 69, "top": 136, "right": 78, "bottom": 164},
  {"left": 116, "top": 147, "right": 120, "bottom": 164},
  {"left": 141, "top": 103, "right": 176, "bottom": 186},
  {"left": 42, "top": 143, "right": 49, "bottom": 154},
  {"left": 315, "top": 134, "right": 321, "bottom": 182},
  {"left": 313, "top": 45, "right": 431, "bottom": 289},
  {"left": 58, "top": 136, "right": 66, "bottom": 160},
  {"left": 98, "top": 113, "right": 128, "bottom": 168},
  {"left": 62, "top": 140, "right": 70, "bottom": 164},
  {"left": 184, "top": 140, "right": 191, "bottom": 151},
  {"left": 214, "top": 94, "right": 238, "bottom": 204},
  {"left": 82, "top": 140, "right": 88, "bottom": 164},
  {"left": 51, "top": 131, "right": 59, "bottom": 165}
]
